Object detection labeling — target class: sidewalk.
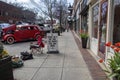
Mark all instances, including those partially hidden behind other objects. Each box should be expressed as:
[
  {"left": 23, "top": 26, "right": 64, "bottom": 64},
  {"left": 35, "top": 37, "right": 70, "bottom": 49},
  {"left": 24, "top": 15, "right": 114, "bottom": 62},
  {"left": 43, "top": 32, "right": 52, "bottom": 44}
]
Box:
[{"left": 13, "top": 31, "right": 108, "bottom": 80}]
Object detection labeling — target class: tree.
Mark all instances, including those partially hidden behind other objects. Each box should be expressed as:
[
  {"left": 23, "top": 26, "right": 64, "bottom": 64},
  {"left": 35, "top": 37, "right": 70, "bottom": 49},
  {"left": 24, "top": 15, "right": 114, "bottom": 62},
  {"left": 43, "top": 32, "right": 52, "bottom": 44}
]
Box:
[
  {"left": 30, "top": 0, "right": 68, "bottom": 26},
  {"left": 29, "top": 0, "right": 57, "bottom": 27},
  {"left": 54, "top": 0, "right": 68, "bottom": 32}
]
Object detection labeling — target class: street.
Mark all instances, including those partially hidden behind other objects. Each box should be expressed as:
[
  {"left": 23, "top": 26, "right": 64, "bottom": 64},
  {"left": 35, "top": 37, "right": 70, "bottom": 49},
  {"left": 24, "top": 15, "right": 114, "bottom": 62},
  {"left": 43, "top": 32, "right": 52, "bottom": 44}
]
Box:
[
  {"left": 4, "top": 41, "right": 35, "bottom": 56},
  {"left": 3, "top": 31, "right": 95, "bottom": 80},
  {"left": 0, "top": 30, "right": 108, "bottom": 80}
]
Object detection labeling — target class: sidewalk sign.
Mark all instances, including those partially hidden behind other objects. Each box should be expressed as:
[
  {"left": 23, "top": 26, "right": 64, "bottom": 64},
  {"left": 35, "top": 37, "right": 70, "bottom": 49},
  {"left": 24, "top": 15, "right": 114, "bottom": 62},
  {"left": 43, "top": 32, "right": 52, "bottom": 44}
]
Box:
[{"left": 47, "top": 33, "right": 59, "bottom": 53}]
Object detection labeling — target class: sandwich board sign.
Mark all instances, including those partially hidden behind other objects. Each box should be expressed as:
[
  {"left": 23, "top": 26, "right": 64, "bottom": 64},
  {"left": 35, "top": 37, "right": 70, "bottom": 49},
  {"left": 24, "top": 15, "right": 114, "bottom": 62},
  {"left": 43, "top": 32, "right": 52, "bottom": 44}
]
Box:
[{"left": 47, "top": 33, "right": 59, "bottom": 53}]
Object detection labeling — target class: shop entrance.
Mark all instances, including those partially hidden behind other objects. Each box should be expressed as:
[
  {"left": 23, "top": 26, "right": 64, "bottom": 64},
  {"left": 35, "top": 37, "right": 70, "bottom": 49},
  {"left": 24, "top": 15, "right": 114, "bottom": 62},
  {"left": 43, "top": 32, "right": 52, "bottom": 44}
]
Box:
[
  {"left": 113, "top": 0, "right": 120, "bottom": 44},
  {"left": 98, "top": 0, "right": 108, "bottom": 59}
]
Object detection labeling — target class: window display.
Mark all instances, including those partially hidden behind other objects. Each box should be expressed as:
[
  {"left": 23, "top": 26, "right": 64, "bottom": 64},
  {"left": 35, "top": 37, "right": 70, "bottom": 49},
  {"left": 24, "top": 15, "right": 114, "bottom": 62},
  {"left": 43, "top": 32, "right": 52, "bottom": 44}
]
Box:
[
  {"left": 113, "top": 0, "right": 120, "bottom": 43},
  {"left": 99, "top": 0, "right": 108, "bottom": 53},
  {"left": 92, "top": 4, "right": 99, "bottom": 38}
]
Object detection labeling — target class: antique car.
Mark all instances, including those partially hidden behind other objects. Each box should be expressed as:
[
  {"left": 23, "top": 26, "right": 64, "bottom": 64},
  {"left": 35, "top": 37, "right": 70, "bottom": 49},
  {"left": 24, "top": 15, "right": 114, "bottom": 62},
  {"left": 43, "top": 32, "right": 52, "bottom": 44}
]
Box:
[{"left": 1, "top": 24, "right": 44, "bottom": 44}]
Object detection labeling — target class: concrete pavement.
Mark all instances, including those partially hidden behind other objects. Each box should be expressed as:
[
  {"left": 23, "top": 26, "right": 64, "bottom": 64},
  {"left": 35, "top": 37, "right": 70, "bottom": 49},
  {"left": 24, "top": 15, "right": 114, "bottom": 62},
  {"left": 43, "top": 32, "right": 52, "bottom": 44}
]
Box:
[{"left": 12, "top": 31, "right": 107, "bottom": 80}]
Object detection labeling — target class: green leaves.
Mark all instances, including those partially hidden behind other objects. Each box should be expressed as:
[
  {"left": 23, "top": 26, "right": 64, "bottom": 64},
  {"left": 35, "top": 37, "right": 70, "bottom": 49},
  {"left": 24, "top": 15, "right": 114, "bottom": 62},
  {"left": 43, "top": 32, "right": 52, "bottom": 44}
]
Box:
[
  {"left": 80, "top": 33, "right": 88, "bottom": 38},
  {"left": 106, "top": 53, "right": 120, "bottom": 79}
]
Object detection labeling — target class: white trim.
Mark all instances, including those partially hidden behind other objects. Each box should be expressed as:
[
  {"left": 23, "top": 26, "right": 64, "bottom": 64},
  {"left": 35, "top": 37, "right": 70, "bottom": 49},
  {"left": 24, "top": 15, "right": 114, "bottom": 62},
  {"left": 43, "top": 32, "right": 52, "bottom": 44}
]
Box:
[
  {"left": 104, "top": 0, "right": 115, "bottom": 64},
  {"left": 89, "top": 1, "right": 100, "bottom": 55},
  {"left": 91, "top": 0, "right": 100, "bottom": 8}
]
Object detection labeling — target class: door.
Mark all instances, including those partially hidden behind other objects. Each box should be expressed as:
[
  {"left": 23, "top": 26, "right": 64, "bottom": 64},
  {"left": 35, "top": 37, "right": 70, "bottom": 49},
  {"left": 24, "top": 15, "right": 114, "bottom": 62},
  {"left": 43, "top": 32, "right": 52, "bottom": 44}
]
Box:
[
  {"left": 14, "top": 26, "right": 30, "bottom": 40},
  {"left": 98, "top": 0, "right": 108, "bottom": 59},
  {"left": 28, "top": 26, "right": 39, "bottom": 38}
]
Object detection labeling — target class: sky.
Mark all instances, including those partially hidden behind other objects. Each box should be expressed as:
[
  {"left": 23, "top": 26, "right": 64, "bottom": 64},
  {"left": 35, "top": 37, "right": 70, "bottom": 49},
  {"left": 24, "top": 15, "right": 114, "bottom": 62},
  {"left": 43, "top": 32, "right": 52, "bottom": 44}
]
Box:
[
  {"left": 2, "top": 0, "right": 74, "bottom": 4},
  {"left": 0, "top": 0, "right": 74, "bottom": 17},
  {"left": 67, "top": 0, "right": 74, "bottom": 5},
  {"left": 2, "top": 0, "right": 74, "bottom": 11},
  {"left": 0, "top": 0, "right": 74, "bottom": 8},
  {"left": 15, "top": 0, "right": 74, "bottom": 4}
]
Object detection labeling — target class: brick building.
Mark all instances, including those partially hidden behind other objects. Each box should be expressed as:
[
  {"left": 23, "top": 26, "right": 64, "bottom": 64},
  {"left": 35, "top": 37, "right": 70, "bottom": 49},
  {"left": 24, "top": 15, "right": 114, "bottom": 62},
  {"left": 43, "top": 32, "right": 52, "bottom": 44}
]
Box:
[{"left": 0, "top": 1, "right": 36, "bottom": 23}]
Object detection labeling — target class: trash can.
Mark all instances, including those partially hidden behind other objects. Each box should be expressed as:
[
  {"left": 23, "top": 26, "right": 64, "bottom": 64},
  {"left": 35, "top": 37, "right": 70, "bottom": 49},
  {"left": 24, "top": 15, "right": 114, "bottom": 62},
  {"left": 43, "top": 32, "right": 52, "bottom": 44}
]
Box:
[{"left": 0, "top": 56, "right": 14, "bottom": 80}]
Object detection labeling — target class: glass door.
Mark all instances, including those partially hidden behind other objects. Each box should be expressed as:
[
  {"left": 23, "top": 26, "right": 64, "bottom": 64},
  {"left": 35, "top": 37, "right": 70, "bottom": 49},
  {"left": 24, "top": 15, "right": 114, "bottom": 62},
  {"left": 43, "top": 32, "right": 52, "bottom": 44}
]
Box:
[
  {"left": 113, "top": 0, "right": 120, "bottom": 44},
  {"left": 98, "top": 0, "right": 108, "bottom": 59}
]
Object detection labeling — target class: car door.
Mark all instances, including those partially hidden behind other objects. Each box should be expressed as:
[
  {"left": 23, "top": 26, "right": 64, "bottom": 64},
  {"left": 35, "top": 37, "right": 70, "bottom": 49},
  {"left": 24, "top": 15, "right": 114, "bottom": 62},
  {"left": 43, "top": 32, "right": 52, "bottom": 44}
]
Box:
[
  {"left": 29, "top": 26, "right": 40, "bottom": 38},
  {"left": 21, "top": 26, "right": 31, "bottom": 39},
  {"left": 15, "top": 26, "right": 30, "bottom": 40}
]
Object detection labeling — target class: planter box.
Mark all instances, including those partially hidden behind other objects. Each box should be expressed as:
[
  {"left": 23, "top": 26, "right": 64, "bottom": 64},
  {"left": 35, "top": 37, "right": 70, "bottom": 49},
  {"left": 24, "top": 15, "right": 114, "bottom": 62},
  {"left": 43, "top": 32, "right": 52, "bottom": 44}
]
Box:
[
  {"left": 0, "top": 56, "right": 14, "bottom": 80},
  {"left": 81, "top": 38, "right": 88, "bottom": 48}
]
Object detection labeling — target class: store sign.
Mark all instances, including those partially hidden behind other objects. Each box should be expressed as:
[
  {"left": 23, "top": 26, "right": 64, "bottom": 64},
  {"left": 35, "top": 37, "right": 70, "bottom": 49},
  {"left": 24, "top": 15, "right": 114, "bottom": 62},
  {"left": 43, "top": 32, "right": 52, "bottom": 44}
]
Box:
[{"left": 47, "top": 33, "right": 59, "bottom": 53}]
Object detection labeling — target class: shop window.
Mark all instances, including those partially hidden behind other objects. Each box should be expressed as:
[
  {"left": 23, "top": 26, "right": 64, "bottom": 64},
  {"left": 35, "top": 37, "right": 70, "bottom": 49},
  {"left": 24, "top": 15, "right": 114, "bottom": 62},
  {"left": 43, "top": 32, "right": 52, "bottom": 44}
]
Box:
[
  {"left": 99, "top": 0, "right": 108, "bottom": 53},
  {"left": 113, "top": 0, "right": 120, "bottom": 43},
  {"left": 92, "top": 4, "right": 99, "bottom": 38}
]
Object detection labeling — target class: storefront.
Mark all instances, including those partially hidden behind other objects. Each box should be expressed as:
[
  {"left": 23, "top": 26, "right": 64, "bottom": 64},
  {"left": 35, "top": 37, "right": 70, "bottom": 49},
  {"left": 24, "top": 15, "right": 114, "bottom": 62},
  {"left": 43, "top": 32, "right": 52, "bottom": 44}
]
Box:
[
  {"left": 75, "top": 3, "right": 80, "bottom": 34},
  {"left": 98, "top": 0, "right": 108, "bottom": 59},
  {"left": 74, "top": 3, "right": 80, "bottom": 34},
  {"left": 90, "top": 0, "right": 108, "bottom": 59},
  {"left": 79, "top": 0, "right": 89, "bottom": 40},
  {"left": 90, "top": 0, "right": 120, "bottom": 60},
  {"left": 113, "top": 0, "right": 120, "bottom": 44},
  {"left": 90, "top": 1, "right": 99, "bottom": 55}
]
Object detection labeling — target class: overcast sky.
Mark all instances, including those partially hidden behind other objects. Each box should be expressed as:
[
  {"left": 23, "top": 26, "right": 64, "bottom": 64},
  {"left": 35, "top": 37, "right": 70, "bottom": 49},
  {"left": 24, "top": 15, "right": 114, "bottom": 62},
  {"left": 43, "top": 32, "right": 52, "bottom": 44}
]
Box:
[
  {"left": 0, "top": 0, "right": 74, "bottom": 7},
  {"left": 0, "top": 0, "right": 74, "bottom": 17},
  {"left": 67, "top": 0, "right": 74, "bottom": 5},
  {"left": 3, "top": 0, "right": 73, "bottom": 4}
]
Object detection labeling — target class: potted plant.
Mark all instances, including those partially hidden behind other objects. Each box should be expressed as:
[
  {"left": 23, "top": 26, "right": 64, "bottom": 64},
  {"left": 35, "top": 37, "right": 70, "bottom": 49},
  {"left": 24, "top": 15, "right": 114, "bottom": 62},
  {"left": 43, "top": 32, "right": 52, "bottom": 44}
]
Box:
[
  {"left": 101, "top": 42, "right": 120, "bottom": 80},
  {"left": 0, "top": 41, "right": 14, "bottom": 80},
  {"left": 80, "top": 31, "right": 88, "bottom": 48}
]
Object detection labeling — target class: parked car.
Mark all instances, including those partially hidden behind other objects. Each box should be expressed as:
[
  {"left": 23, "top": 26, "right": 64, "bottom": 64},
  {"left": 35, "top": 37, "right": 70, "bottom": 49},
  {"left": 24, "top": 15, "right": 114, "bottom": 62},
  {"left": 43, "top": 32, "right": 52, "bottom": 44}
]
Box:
[
  {"left": 0, "top": 23, "right": 10, "bottom": 38},
  {"left": 43, "top": 25, "right": 51, "bottom": 32},
  {"left": 1, "top": 24, "right": 44, "bottom": 44},
  {"left": 38, "top": 24, "right": 51, "bottom": 36},
  {"left": 0, "top": 23, "right": 10, "bottom": 29}
]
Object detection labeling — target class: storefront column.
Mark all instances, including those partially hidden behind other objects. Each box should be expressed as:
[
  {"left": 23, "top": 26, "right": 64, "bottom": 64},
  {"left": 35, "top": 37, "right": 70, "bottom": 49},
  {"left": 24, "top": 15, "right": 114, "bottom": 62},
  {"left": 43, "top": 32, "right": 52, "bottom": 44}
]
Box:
[
  {"left": 105, "top": 0, "right": 114, "bottom": 63},
  {"left": 88, "top": 5, "right": 93, "bottom": 49}
]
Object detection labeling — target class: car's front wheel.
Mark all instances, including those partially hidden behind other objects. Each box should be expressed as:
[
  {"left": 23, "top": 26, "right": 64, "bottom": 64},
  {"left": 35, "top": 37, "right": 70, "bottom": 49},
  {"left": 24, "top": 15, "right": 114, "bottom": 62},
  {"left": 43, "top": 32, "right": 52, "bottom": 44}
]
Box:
[{"left": 6, "top": 36, "right": 15, "bottom": 44}]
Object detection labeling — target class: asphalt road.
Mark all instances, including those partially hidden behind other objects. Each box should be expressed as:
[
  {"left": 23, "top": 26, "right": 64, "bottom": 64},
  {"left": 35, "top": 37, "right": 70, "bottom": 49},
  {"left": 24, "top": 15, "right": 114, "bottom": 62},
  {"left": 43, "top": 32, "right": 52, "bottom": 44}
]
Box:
[{"left": 3, "top": 40, "right": 37, "bottom": 56}]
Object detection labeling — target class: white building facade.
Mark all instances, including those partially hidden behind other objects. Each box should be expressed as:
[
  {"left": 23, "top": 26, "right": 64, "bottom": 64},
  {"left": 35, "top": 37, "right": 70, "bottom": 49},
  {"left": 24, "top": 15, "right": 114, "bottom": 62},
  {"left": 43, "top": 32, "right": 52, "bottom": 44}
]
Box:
[{"left": 73, "top": 0, "right": 120, "bottom": 63}]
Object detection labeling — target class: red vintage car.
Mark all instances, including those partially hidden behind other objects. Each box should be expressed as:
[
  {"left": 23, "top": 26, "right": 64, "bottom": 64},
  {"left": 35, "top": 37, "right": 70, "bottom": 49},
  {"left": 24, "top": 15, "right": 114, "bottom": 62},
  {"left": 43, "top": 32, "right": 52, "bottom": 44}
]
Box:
[{"left": 1, "top": 24, "right": 44, "bottom": 44}]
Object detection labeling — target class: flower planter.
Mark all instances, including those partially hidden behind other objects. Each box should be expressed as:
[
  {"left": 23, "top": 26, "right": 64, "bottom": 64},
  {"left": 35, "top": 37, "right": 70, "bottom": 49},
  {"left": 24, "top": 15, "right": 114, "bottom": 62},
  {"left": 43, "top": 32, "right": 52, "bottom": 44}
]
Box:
[
  {"left": 0, "top": 56, "right": 14, "bottom": 80},
  {"left": 81, "top": 38, "right": 88, "bottom": 48}
]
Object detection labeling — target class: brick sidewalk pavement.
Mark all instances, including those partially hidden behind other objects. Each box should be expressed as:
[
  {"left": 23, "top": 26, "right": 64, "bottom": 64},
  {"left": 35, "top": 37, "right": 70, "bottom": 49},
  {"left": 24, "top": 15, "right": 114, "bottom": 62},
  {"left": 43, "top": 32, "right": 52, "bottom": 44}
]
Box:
[{"left": 72, "top": 31, "right": 109, "bottom": 80}]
